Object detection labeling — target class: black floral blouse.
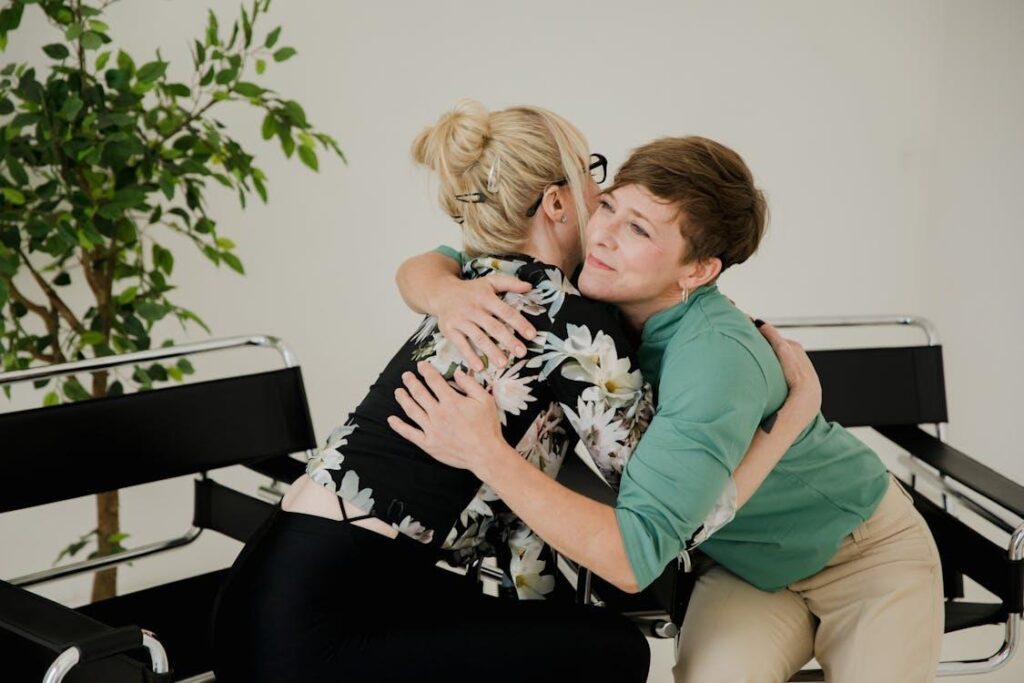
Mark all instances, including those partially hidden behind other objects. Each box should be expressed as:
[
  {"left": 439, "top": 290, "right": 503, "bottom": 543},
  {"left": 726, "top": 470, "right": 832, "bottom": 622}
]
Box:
[{"left": 306, "top": 254, "right": 734, "bottom": 599}]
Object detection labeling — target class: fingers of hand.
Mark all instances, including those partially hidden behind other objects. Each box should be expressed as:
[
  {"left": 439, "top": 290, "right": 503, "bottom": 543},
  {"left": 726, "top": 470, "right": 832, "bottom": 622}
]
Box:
[
  {"left": 439, "top": 323, "right": 484, "bottom": 372},
  {"left": 416, "top": 361, "right": 457, "bottom": 400},
  {"left": 478, "top": 310, "right": 527, "bottom": 358},
  {"left": 486, "top": 274, "right": 533, "bottom": 294},
  {"left": 402, "top": 370, "right": 438, "bottom": 409},
  {"left": 465, "top": 326, "right": 508, "bottom": 368},
  {"left": 453, "top": 368, "right": 490, "bottom": 401},
  {"left": 393, "top": 386, "right": 429, "bottom": 427},
  {"left": 488, "top": 300, "right": 536, "bottom": 343},
  {"left": 386, "top": 415, "right": 425, "bottom": 447}
]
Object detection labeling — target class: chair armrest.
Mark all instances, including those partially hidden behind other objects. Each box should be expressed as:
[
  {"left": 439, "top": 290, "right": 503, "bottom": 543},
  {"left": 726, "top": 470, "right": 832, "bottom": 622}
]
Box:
[
  {"left": 0, "top": 578, "right": 167, "bottom": 677},
  {"left": 877, "top": 425, "right": 1024, "bottom": 519}
]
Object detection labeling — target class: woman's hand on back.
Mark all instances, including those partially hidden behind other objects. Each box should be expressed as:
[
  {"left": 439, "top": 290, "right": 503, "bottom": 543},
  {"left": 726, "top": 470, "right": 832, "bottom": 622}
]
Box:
[
  {"left": 757, "top": 321, "right": 822, "bottom": 429},
  {"left": 432, "top": 275, "right": 537, "bottom": 372}
]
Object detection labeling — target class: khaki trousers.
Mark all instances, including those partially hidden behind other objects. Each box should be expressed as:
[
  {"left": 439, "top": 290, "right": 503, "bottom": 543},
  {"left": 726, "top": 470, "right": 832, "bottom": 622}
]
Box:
[{"left": 674, "top": 476, "right": 944, "bottom": 683}]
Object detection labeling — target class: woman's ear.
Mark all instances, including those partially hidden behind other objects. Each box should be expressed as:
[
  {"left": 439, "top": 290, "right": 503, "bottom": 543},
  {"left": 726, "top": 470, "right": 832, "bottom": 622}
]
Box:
[
  {"left": 540, "top": 186, "right": 566, "bottom": 224},
  {"left": 679, "top": 256, "right": 723, "bottom": 291}
]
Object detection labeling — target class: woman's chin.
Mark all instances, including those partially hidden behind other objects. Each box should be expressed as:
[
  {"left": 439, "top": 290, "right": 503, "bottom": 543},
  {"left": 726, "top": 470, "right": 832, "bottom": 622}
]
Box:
[{"left": 578, "top": 268, "right": 613, "bottom": 301}]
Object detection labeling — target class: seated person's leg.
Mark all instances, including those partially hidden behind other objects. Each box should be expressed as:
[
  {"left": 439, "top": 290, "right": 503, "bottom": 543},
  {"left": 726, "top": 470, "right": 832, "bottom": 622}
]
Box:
[{"left": 674, "top": 564, "right": 814, "bottom": 683}]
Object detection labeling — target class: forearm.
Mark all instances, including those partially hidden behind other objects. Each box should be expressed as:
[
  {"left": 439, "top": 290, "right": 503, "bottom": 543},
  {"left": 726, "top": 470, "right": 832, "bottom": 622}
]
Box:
[
  {"left": 732, "top": 400, "right": 814, "bottom": 507},
  {"left": 478, "top": 444, "right": 640, "bottom": 593},
  {"left": 395, "top": 251, "right": 460, "bottom": 314}
]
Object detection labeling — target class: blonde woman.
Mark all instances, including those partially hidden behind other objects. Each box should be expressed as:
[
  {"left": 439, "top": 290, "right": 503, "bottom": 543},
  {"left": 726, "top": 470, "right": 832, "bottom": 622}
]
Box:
[{"left": 211, "top": 101, "right": 817, "bottom": 683}]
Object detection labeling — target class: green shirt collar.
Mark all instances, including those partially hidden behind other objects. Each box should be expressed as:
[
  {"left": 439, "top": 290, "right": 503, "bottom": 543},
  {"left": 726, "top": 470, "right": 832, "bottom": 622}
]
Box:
[{"left": 641, "top": 283, "right": 719, "bottom": 345}]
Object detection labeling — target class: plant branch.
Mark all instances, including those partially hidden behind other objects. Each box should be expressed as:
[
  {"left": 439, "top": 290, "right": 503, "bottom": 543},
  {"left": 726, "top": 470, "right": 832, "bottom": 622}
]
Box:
[
  {"left": 4, "top": 276, "right": 49, "bottom": 320},
  {"left": 17, "top": 247, "right": 86, "bottom": 334}
]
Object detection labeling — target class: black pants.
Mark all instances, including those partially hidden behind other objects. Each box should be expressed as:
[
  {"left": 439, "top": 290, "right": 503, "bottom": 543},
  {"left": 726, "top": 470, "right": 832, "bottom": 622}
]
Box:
[{"left": 211, "top": 507, "right": 650, "bottom": 683}]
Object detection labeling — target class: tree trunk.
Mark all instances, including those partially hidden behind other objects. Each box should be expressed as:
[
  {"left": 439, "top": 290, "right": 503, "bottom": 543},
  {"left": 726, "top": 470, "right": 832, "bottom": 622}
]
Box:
[
  {"left": 90, "top": 368, "right": 118, "bottom": 602},
  {"left": 91, "top": 489, "right": 120, "bottom": 601}
]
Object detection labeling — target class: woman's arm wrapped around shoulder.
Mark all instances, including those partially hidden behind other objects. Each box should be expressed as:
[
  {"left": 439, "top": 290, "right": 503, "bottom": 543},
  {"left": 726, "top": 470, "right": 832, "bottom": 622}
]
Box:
[{"left": 395, "top": 247, "right": 538, "bottom": 371}]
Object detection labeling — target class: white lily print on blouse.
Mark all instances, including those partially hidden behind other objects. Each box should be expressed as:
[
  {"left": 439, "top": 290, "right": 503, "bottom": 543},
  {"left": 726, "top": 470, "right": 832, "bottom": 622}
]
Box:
[
  {"left": 508, "top": 523, "right": 556, "bottom": 600},
  {"left": 465, "top": 256, "right": 528, "bottom": 278},
  {"left": 475, "top": 359, "right": 538, "bottom": 426},
  {"left": 529, "top": 324, "right": 644, "bottom": 407},
  {"left": 338, "top": 469, "right": 376, "bottom": 513},
  {"left": 305, "top": 421, "right": 358, "bottom": 492},
  {"left": 392, "top": 514, "right": 435, "bottom": 544},
  {"left": 411, "top": 314, "right": 438, "bottom": 344}
]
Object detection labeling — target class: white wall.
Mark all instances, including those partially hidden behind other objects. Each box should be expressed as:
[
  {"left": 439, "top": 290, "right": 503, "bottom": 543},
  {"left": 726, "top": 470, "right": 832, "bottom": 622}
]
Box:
[{"left": 3, "top": 1, "right": 1022, "bottom": 681}]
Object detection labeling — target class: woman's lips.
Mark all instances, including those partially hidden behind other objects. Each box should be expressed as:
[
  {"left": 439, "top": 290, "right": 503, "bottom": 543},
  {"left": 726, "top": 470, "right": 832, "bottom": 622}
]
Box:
[{"left": 587, "top": 254, "right": 614, "bottom": 271}]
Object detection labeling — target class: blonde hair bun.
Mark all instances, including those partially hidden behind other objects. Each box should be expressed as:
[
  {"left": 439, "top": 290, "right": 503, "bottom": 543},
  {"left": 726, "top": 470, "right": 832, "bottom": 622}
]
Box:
[{"left": 411, "top": 98, "right": 491, "bottom": 186}]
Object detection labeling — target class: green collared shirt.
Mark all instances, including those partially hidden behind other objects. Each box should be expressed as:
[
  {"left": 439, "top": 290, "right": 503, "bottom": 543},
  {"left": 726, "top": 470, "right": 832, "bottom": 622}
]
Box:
[{"left": 614, "top": 282, "right": 888, "bottom": 591}]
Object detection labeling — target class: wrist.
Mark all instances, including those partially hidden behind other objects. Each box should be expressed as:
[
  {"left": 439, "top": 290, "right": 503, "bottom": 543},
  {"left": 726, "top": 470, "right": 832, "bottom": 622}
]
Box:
[
  {"left": 425, "top": 272, "right": 463, "bottom": 315},
  {"left": 473, "top": 441, "right": 520, "bottom": 484},
  {"left": 774, "top": 394, "right": 817, "bottom": 437}
]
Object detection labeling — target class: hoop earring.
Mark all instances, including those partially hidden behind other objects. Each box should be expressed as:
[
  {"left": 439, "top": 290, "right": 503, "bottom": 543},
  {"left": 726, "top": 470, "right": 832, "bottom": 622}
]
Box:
[{"left": 681, "top": 287, "right": 690, "bottom": 304}]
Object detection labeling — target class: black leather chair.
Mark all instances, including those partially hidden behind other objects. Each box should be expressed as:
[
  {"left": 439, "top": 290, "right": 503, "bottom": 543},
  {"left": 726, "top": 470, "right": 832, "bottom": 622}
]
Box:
[{"left": 0, "top": 336, "right": 311, "bottom": 682}]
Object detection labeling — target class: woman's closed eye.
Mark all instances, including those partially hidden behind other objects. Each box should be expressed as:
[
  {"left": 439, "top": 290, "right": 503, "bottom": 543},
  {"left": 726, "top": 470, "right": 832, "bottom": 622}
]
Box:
[{"left": 630, "top": 223, "right": 650, "bottom": 238}]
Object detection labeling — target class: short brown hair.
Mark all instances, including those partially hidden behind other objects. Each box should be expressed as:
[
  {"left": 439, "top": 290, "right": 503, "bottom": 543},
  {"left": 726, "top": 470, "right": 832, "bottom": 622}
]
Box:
[{"left": 608, "top": 136, "right": 768, "bottom": 271}]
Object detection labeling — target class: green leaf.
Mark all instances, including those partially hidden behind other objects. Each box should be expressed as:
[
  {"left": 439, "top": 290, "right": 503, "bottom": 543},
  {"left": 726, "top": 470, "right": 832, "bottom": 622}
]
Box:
[
  {"left": 95, "top": 50, "right": 111, "bottom": 69},
  {"left": 136, "top": 61, "right": 167, "bottom": 83},
  {"left": 265, "top": 27, "right": 281, "bottom": 48},
  {"left": 135, "top": 301, "right": 169, "bottom": 322},
  {"left": 89, "top": 20, "right": 110, "bottom": 33},
  {"left": 255, "top": 58, "right": 266, "bottom": 75},
  {"left": 105, "top": 68, "right": 130, "bottom": 90},
  {"left": 298, "top": 144, "right": 318, "bottom": 171},
  {"left": 58, "top": 96, "right": 83, "bottom": 120},
  {"left": 167, "top": 366, "right": 183, "bottom": 382},
  {"left": 261, "top": 113, "right": 275, "bottom": 140},
  {"left": 53, "top": 272, "right": 71, "bottom": 286},
  {"left": 6, "top": 156, "right": 28, "bottom": 185},
  {"left": 221, "top": 251, "right": 245, "bottom": 274},
  {"left": 117, "top": 286, "right": 138, "bottom": 304},
  {"left": 80, "top": 31, "right": 103, "bottom": 50},
  {"left": 63, "top": 379, "right": 91, "bottom": 402},
  {"left": 80, "top": 331, "right": 105, "bottom": 346},
  {"left": 65, "top": 24, "right": 83, "bottom": 41},
  {"left": 202, "top": 245, "right": 220, "bottom": 265},
  {"left": 1, "top": 187, "right": 25, "bottom": 205},
  {"left": 233, "top": 81, "right": 263, "bottom": 97},
  {"left": 0, "top": 279, "right": 7, "bottom": 309},
  {"left": 199, "top": 65, "right": 215, "bottom": 87},
  {"left": 205, "top": 9, "right": 220, "bottom": 46},
  {"left": 43, "top": 391, "right": 60, "bottom": 407},
  {"left": 177, "top": 358, "right": 195, "bottom": 375},
  {"left": 272, "top": 47, "right": 296, "bottom": 62},
  {"left": 163, "top": 82, "right": 190, "bottom": 98},
  {"left": 215, "top": 237, "right": 236, "bottom": 250},
  {"left": 215, "top": 67, "right": 238, "bottom": 84},
  {"left": 195, "top": 217, "right": 214, "bottom": 234},
  {"left": 43, "top": 43, "right": 70, "bottom": 60},
  {"left": 283, "top": 100, "right": 307, "bottom": 126}
]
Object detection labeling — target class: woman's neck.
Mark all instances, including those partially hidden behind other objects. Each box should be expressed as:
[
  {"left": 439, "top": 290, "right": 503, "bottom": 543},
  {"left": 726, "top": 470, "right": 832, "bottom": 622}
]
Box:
[
  {"left": 516, "top": 235, "right": 579, "bottom": 275},
  {"left": 618, "top": 289, "right": 690, "bottom": 333}
]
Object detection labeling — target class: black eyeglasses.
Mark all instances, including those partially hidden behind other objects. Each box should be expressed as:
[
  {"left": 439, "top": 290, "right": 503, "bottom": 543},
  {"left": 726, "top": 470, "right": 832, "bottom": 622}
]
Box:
[{"left": 526, "top": 153, "right": 608, "bottom": 218}]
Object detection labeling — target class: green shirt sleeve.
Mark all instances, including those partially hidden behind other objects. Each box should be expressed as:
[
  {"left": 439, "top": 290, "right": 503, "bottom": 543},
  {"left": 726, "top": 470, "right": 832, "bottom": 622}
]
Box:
[
  {"left": 433, "top": 244, "right": 465, "bottom": 268},
  {"left": 615, "top": 330, "right": 768, "bottom": 590}
]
